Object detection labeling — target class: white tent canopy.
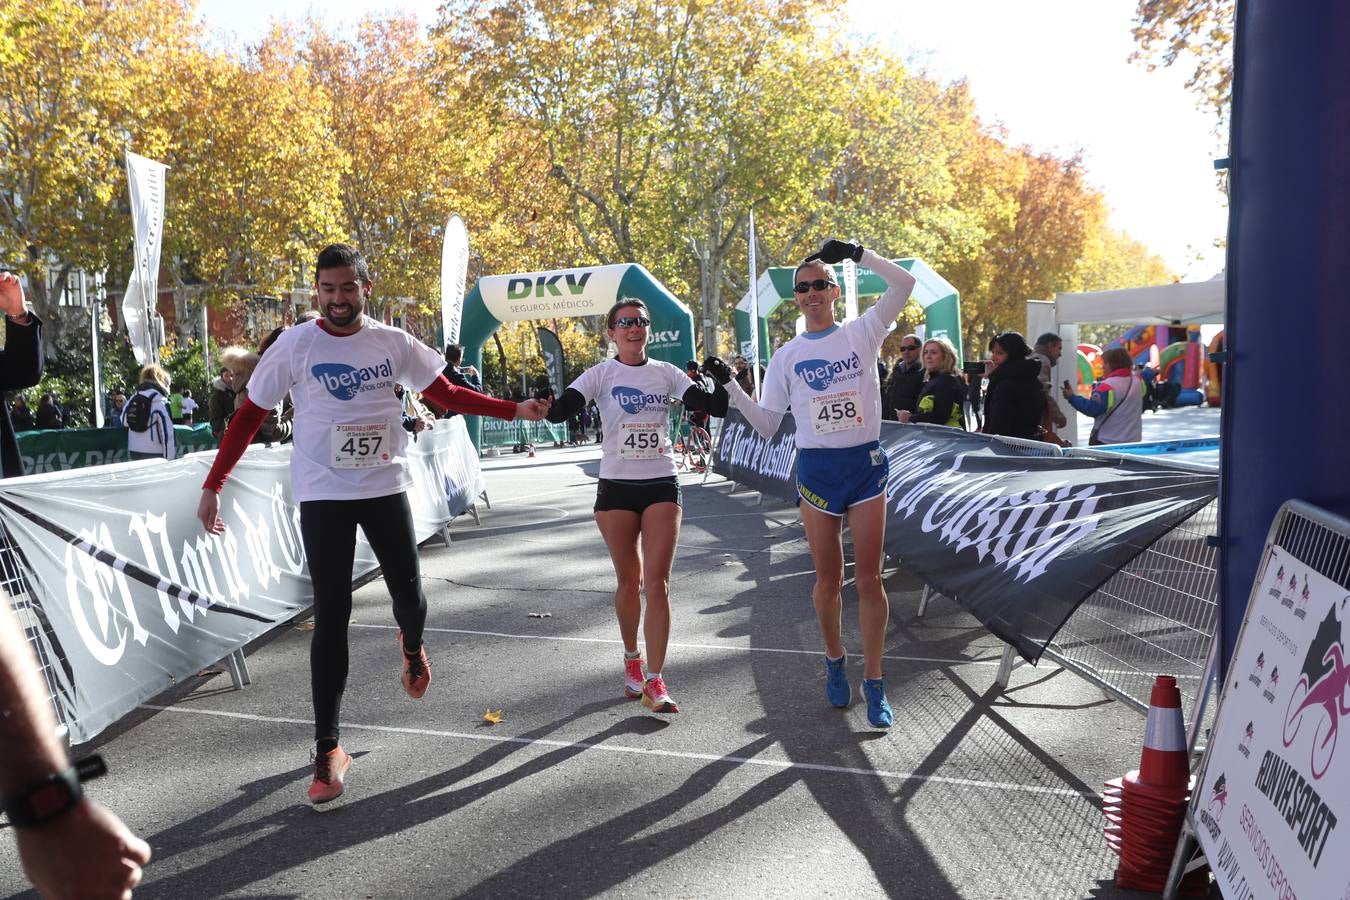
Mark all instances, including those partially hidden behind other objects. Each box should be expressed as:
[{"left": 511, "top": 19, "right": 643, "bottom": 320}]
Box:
[{"left": 1053, "top": 275, "right": 1225, "bottom": 326}]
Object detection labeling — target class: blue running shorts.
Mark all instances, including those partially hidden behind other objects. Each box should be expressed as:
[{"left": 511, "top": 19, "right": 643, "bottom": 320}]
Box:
[{"left": 795, "top": 441, "right": 889, "bottom": 517}]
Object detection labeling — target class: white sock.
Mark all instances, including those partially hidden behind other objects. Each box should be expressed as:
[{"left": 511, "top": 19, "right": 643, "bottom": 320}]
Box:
[
  {"left": 624, "top": 649, "right": 641, "bottom": 660},
  {"left": 646, "top": 671, "right": 661, "bottom": 681},
  {"left": 826, "top": 653, "right": 844, "bottom": 663}
]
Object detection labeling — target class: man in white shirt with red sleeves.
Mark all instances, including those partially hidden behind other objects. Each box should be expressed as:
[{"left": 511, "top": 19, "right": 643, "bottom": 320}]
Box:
[{"left": 197, "top": 243, "right": 548, "bottom": 804}]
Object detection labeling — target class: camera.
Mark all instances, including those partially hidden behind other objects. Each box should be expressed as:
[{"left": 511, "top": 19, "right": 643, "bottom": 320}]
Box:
[{"left": 962, "top": 360, "right": 987, "bottom": 376}]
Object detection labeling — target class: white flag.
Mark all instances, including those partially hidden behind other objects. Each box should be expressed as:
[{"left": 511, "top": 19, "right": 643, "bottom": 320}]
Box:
[
  {"left": 441, "top": 214, "right": 470, "bottom": 346},
  {"left": 747, "top": 210, "right": 760, "bottom": 396},
  {"left": 125, "top": 151, "right": 168, "bottom": 365}
]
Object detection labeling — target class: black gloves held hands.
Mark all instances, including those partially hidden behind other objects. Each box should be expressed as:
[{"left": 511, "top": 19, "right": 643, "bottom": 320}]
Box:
[
  {"left": 702, "top": 357, "right": 733, "bottom": 386},
  {"left": 805, "top": 239, "right": 864, "bottom": 265}
]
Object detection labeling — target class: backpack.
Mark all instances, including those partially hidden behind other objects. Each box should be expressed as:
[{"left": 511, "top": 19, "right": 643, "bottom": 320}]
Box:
[{"left": 125, "top": 391, "right": 155, "bottom": 432}]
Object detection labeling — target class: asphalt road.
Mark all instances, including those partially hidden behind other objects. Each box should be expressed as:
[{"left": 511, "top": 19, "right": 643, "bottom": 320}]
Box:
[{"left": 1, "top": 443, "right": 1193, "bottom": 899}]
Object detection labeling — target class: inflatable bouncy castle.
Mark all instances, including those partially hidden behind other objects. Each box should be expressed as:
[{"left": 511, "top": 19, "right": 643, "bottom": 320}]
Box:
[
  {"left": 1203, "top": 330, "right": 1224, "bottom": 406},
  {"left": 1075, "top": 324, "right": 1208, "bottom": 407}
]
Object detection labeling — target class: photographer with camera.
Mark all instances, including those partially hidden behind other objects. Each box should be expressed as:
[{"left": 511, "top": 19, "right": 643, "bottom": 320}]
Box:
[{"left": 1061, "top": 347, "right": 1143, "bottom": 445}]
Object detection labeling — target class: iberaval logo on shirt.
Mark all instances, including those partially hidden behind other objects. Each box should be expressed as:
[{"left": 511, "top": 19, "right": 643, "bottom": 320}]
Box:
[
  {"left": 794, "top": 353, "right": 862, "bottom": 392},
  {"left": 612, "top": 386, "right": 665, "bottom": 414},
  {"left": 312, "top": 359, "right": 394, "bottom": 400}
]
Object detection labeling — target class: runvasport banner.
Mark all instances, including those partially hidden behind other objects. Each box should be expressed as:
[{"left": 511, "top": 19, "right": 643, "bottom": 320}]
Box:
[
  {"left": 714, "top": 413, "right": 1218, "bottom": 663},
  {"left": 0, "top": 420, "right": 482, "bottom": 744}
]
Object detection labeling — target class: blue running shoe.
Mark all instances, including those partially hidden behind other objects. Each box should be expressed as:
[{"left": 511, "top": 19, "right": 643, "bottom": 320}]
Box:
[
  {"left": 824, "top": 654, "right": 851, "bottom": 708},
  {"left": 862, "top": 678, "right": 892, "bottom": 728}
]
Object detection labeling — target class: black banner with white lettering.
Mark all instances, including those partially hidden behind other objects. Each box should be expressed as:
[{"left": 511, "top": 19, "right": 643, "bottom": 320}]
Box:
[
  {"left": 713, "top": 411, "right": 1217, "bottom": 664},
  {"left": 536, "top": 326, "right": 565, "bottom": 398},
  {"left": 712, "top": 410, "right": 798, "bottom": 496}
]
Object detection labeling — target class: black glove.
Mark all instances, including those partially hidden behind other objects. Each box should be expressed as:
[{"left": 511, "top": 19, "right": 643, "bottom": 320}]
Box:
[
  {"left": 702, "top": 356, "right": 733, "bottom": 386},
  {"left": 805, "top": 239, "right": 863, "bottom": 265}
]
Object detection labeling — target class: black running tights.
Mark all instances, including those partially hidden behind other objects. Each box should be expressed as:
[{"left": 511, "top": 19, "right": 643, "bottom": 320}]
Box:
[{"left": 300, "top": 492, "right": 427, "bottom": 743}]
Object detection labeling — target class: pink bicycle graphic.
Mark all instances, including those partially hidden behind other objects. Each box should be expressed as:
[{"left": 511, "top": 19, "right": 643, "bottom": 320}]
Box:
[{"left": 1282, "top": 642, "right": 1350, "bottom": 779}]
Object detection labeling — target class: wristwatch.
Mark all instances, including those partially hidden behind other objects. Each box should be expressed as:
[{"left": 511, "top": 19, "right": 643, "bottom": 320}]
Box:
[{"left": 1, "top": 767, "right": 82, "bottom": 828}]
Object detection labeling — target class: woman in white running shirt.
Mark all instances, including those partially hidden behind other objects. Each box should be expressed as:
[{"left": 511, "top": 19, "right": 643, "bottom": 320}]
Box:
[
  {"left": 708, "top": 239, "right": 915, "bottom": 729},
  {"left": 546, "top": 300, "right": 728, "bottom": 714}
]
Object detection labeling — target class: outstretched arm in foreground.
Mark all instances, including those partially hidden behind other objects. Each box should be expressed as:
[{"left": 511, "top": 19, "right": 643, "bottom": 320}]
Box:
[{"left": 0, "top": 598, "right": 151, "bottom": 899}]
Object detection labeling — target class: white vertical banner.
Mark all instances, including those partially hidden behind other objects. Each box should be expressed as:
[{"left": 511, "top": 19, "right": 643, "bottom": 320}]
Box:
[
  {"left": 124, "top": 151, "right": 168, "bottom": 365},
  {"left": 747, "top": 210, "right": 760, "bottom": 397},
  {"left": 441, "top": 214, "right": 469, "bottom": 346},
  {"left": 842, "top": 238, "right": 859, "bottom": 323}
]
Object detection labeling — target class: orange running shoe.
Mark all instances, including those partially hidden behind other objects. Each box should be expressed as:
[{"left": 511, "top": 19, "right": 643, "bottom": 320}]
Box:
[
  {"left": 623, "top": 655, "right": 645, "bottom": 699},
  {"left": 640, "top": 675, "right": 680, "bottom": 713},
  {"left": 397, "top": 629, "right": 431, "bottom": 699},
  {"left": 308, "top": 745, "right": 352, "bottom": 804}
]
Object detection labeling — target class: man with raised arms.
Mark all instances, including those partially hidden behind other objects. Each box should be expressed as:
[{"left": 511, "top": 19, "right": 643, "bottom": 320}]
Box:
[{"left": 704, "top": 239, "right": 915, "bottom": 728}]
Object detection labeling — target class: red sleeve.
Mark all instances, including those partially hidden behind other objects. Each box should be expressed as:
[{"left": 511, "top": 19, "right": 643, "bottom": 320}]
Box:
[
  {"left": 201, "top": 400, "right": 268, "bottom": 493},
  {"left": 420, "top": 374, "right": 517, "bottom": 419}
]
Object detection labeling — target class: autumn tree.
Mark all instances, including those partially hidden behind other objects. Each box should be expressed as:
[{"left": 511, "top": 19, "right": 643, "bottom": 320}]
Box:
[
  {"left": 434, "top": 0, "right": 847, "bottom": 354},
  {"left": 0, "top": 0, "right": 200, "bottom": 352},
  {"left": 159, "top": 26, "right": 345, "bottom": 339},
  {"left": 1132, "top": 0, "right": 1235, "bottom": 127},
  {"left": 306, "top": 16, "right": 463, "bottom": 311}
]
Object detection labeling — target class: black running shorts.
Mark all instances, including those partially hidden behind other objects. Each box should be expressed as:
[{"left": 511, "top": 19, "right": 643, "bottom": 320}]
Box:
[{"left": 594, "top": 476, "right": 681, "bottom": 514}]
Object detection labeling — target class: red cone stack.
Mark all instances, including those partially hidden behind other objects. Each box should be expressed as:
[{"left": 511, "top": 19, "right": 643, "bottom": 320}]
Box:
[{"left": 1101, "top": 675, "right": 1209, "bottom": 895}]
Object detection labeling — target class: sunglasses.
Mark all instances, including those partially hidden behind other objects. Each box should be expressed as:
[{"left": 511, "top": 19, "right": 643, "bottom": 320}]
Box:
[
  {"left": 793, "top": 279, "right": 837, "bottom": 294},
  {"left": 612, "top": 315, "right": 650, "bottom": 329},
  {"left": 901, "top": 344, "right": 921, "bottom": 351}
]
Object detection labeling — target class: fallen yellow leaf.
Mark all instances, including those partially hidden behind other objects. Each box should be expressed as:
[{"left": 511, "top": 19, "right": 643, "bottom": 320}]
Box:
[{"left": 482, "top": 708, "right": 503, "bottom": 725}]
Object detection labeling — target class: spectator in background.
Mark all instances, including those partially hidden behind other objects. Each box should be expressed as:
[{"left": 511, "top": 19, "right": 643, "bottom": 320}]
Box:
[
  {"left": 898, "top": 337, "right": 966, "bottom": 429},
  {"left": 209, "top": 348, "right": 246, "bottom": 438},
  {"left": 169, "top": 387, "right": 185, "bottom": 424},
  {"left": 0, "top": 271, "right": 43, "bottom": 477},
  {"left": 1063, "top": 347, "right": 1143, "bottom": 446},
  {"left": 684, "top": 360, "right": 713, "bottom": 435},
  {"left": 127, "top": 364, "right": 175, "bottom": 460},
  {"left": 436, "top": 344, "right": 482, "bottom": 419},
  {"left": 60, "top": 393, "right": 83, "bottom": 429},
  {"left": 731, "top": 355, "right": 764, "bottom": 399},
  {"left": 882, "top": 333, "right": 924, "bottom": 420},
  {"left": 104, "top": 390, "right": 127, "bottom": 429},
  {"left": 981, "top": 331, "right": 1043, "bottom": 440},
  {"left": 10, "top": 396, "right": 34, "bottom": 432},
  {"left": 180, "top": 387, "right": 198, "bottom": 426},
  {"left": 1032, "top": 333, "right": 1068, "bottom": 432},
  {"left": 232, "top": 337, "right": 292, "bottom": 445},
  {"left": 34, "top": 393, "right": 63, "bottom": 430},
  {"left": 1, "top": 595, "right": 152, "bottom": 899}
]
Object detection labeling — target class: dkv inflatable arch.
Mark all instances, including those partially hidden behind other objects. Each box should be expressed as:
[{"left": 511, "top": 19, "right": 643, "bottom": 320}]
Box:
[{"left": 458, "top": 263, "right": 696, "bottom": 447}]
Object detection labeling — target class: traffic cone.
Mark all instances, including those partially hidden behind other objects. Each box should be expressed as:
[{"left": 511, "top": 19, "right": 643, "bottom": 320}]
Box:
[
  {"left": 1138, "top": 675, "right": 1188, "bottom": 790},
  {"left": 1102, "top": 675, "right": 1204, "bottom": 894}
]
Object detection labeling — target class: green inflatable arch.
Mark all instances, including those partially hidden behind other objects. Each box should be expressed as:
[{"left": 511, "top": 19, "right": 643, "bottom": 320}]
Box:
[
  {"left": 734, "top": 258, "right": 963, "bottom": 364},
  {"left": 459, "top": 263, "right": 696, "bottom": 447}
]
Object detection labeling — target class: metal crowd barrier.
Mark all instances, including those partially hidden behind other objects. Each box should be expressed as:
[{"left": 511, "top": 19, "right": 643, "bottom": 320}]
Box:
[{"left": 914, "top": 437, "right": 1221, "bottom": 734}]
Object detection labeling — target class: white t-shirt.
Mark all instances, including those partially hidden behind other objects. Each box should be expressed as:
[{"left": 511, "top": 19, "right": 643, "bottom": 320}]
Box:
[
  {"left": 569, "top": 358, "right": 690, "bottom": 480},
  {"left": 245, "top": 318, "right": 447, "bottom": 502},
  {"left": 757, "top": 313, "right": 890, "bottom": 450},
  {"left": 181, "top": 396, "right": 199, "bottom": 416}
]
